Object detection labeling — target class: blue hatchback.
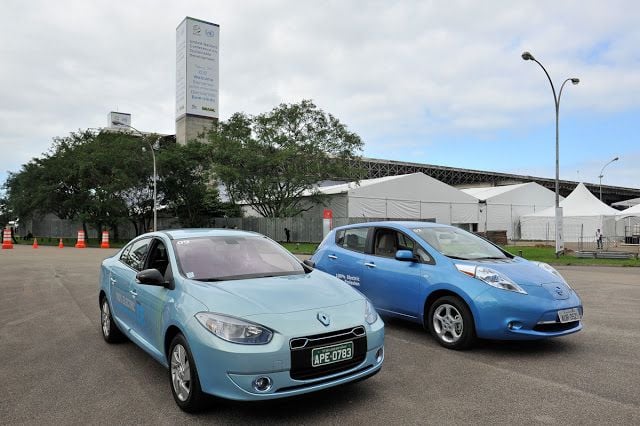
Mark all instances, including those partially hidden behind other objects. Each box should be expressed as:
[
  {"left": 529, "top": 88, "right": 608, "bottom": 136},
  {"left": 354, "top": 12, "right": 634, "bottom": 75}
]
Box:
[
  {"left": 98, "top": 229, "right": 384, "bottom": 411},
  {"left": 311, "top": 221, "right": 582, "bottom": 350}
]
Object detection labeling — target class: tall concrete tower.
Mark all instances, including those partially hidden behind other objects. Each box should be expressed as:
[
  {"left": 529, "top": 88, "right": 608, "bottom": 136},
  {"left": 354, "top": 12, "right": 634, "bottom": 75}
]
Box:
[{"left": 175, "top": 17, "right": 219, "bottom": 144}]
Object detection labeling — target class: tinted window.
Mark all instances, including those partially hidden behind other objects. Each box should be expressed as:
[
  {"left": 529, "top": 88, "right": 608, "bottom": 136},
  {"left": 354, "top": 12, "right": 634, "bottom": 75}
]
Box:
[
  {"left": 412, "top": 226, "right": 507, "bottom": 260},
  {"left": 174, "top": 236, "right": 304, "bottom": 281},
  {"left": 339, "top": 228, "right": 368, "bottom": 253},
  {"left": 121, "top": 239, "right": 151, "bottom": 271}
]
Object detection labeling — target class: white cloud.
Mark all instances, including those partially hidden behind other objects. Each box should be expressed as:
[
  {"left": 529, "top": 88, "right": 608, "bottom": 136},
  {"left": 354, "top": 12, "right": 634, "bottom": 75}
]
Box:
[{"left": 1, "top": 0, "right": 639, "bottom": 189}]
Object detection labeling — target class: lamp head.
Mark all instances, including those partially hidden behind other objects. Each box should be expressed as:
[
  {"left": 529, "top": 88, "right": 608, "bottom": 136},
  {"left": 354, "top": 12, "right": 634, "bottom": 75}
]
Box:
[
  {"left": 521, "top": 51, "right": 534, "bottom": 61},
  {"left": 613, "top": 156, "right": 619, "bottom": 161},
  {"left": 571, "top": 78, "right": 580, "bottom": 85}
]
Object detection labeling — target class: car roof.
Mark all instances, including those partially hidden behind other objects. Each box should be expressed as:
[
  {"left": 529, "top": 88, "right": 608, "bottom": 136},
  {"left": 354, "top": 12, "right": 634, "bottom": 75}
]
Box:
[
  {"left": 335, "top": 221, "right": 450, "bottom": 232},
  {"left": 159, "top": 228, "right": 262, "bottom": 240}
]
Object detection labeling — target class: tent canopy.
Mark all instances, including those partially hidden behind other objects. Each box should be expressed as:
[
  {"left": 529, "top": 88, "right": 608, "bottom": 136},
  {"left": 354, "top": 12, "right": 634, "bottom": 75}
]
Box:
[
  {"left": 316, "top": 173, "right": 479, "bottom": 203},
  {"left": 525, "top": 183, "right": 618, "bottom": 217},
  {"left": 612, "top": 197, "right": 640, "bottom": 208},
  {"left": 616, "top": 203, "right": 640, "bottom": 219},
  {"left": 461, "top": 182, "right": 557, "bottom": 205}
]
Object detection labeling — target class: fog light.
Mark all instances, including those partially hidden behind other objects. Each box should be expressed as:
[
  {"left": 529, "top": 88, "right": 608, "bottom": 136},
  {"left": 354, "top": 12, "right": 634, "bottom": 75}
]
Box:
[
  {"left": 252, "top": 376, "right": 272, "bottom": 392},
  {"left": 508, "top": 321, "right": 523, "bottom": 330},
  {"left": 376, "top": 347, "right": 384, "bottom": 363}
]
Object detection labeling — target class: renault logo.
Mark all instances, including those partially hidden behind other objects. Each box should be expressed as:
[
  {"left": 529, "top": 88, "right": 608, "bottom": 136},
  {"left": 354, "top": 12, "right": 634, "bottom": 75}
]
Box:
[{"left": 317, "top": 312, "right": 330, "bottom": 327}]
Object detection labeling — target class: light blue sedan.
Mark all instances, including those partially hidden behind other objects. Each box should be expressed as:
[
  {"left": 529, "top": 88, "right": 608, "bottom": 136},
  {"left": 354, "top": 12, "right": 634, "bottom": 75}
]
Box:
[
  {"left": 312, "top": 221, "right": 582, "bottom": 350},
  {"left": 98, "top": 229, "right": 384, "bottom": 412}
]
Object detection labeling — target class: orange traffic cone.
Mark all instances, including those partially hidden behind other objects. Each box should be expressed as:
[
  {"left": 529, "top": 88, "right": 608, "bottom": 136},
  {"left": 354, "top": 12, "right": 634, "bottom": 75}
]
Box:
[
  {"left": 58, "top": 238, "right": 64, "bottom": 248},
  {"left": 75, "top": 230, "right": 86, "bottom": 249},
  {"left": 2, "top": 228, "right": 13, "bottom": 249},
  {"left": 100, "top": 231, "right": 110, "bottom": 248},
  {"left": 32, "top": 238, "right": 39, "bottom": 249}
]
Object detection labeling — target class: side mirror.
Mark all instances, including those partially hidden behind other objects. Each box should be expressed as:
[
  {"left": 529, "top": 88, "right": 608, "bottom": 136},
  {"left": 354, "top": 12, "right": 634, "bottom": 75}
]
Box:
[
  {"left": 136, "top": 268, "right": 169, "bottom": 287},
  {"left": 303, "top": 259, "right": 315, "bottom": 269},
  {"left": 395, "top": 250, "right": 416, "bottom": 262}
]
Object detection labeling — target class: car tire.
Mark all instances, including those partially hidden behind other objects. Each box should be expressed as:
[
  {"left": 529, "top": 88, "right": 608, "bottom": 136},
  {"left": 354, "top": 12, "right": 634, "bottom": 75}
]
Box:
[
  {"left": 100, "top": 297, "right": 125, "bottom": 343},
  {"left": 427, "top": 295, "right": 476, "bottom": 350},
  {"left": 169, "top": 334, "right": 207, "bottom": 412}
]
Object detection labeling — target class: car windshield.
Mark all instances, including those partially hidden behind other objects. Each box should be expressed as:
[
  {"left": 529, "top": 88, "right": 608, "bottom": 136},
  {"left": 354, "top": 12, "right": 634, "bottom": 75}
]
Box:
[
  {"left": 173, "top": 236, "right": 304, "bottom": 281},
  {"left": 411, "top": 227, "right": 508, "bottom": 260}
]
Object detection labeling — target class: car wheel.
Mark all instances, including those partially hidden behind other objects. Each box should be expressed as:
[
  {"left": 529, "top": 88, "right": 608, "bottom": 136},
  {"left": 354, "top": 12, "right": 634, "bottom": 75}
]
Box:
[
  {"left": 100, "top": 298, "right": 124, "bottom": 343},
  {"left": 427, "top": 295, "right": 476, "bottom": 350},
  {"left": 169, "top": 334, "right": 206, "bottom": 412}
]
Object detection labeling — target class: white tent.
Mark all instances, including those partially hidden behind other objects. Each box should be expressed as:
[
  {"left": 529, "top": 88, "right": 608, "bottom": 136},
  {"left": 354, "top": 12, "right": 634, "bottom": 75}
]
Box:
[
  {"left": 612, "top": 197, "right": 640, "bottom": 208},
  {"left": 244, "top": 173, "right": 480, "bottom": 226},
  {"left": 520, "top": 183, "right": 619, "bottom": 242},
  {"left": 461, "top": 182, "right": 557, "bottom": 239},
  {"left": 616, "top": 204, "right": 640, "bottom": 243}
]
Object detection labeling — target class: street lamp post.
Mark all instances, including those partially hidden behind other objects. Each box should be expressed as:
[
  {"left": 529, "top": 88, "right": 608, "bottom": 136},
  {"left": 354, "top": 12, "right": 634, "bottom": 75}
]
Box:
[
  {"left": 112, "top": 122, "right": 157, "bottom": 232},
  {"left": 522, "top": 51, "right": 579, "bottom": 256},
  {"left": 598, "top": 156, "right": 619, "bottom": 201}
]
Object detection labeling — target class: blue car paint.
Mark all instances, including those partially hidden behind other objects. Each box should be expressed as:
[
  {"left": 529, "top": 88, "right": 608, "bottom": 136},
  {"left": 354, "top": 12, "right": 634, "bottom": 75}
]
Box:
[
  {"left": 312, "top": 221, "right": 583, "bottom": 341},
  {"left": 99, "top": 229, "right": 384, "bottom": 401}
]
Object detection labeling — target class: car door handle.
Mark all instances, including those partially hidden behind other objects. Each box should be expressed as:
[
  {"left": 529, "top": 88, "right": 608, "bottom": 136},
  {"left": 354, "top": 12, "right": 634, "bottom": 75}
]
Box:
[
  {"left": 129, "top": 290, "right": 138, "bottom": 297},
  {"left": 328, "top": 254, "right": 337, "bottom": 259},
  {"left": 364, "top": 262, "right": 376, "bottom": 268},
  {"left": 109, "top": 277, "right": 117, "bottom": 286}
]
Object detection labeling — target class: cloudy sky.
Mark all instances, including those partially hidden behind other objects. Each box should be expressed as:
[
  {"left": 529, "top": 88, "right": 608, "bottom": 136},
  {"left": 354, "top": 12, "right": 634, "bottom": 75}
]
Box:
[{"left": 1, "top": 0, "right": 639, "bottom": 192}]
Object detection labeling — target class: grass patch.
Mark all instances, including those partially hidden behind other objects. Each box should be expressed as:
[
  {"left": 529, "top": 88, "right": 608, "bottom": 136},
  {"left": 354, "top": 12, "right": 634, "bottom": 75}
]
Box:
[
  {"left": 281, "top": 242, "right": 319, "bottom": 255},
  {"left": 503, "top": 246, "right": 640, "bottom": 267}
]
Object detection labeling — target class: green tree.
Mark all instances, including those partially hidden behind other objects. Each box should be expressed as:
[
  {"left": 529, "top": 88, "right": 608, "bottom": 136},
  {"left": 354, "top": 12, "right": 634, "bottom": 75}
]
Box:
[
  {"left": 158, "top": 141, "right": 226, "bottom": 227},
  {"left": 207, "top": 100, "right": 364, "bottom": 217}
]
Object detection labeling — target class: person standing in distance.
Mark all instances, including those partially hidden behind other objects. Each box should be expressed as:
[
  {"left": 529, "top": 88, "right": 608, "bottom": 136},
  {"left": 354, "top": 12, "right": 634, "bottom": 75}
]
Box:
[{"left": 596, "top": 228, "right": 603, "bottom": 249}]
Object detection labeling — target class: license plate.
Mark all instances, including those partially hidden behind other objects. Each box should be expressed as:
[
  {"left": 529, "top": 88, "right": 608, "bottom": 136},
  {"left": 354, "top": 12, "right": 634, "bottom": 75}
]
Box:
[
  {"left": 558, "top": 308, "right": 581, "bottom": 323},
  {"left": 311, "top": 341, "right": 354, "bottom": 367}
]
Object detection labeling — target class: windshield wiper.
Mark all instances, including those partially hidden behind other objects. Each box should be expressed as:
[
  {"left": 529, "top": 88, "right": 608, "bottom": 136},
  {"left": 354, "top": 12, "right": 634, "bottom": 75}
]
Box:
[
  {"left": 445, "top": 255, "right": 470, "bottom": 260},
  {"left": 473, "top": 256, "right": 507, "bottom": 260},
  {"left": 196, "top": 278, "right": 223, "bottom": 282}
]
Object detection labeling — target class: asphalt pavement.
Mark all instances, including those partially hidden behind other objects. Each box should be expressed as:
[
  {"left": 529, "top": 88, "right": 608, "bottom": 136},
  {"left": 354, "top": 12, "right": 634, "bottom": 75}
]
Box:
[{"left": 1, "top": 245, "right": 639, "bottom": 424}]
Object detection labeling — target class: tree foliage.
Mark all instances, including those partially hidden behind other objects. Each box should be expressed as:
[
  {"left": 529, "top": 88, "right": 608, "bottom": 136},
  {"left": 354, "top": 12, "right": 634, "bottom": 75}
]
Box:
[
  {"left": 2, "top": 129, "right": 225, "bottom": 236},
  {"left": 207, "top": 100, "right": 364, "bottom": 217}
]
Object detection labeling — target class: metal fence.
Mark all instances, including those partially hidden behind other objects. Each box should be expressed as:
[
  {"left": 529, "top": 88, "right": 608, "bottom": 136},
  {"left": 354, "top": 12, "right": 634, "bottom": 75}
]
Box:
[{"left": 20, "top": 212, "right": 639, "bottom": 246}]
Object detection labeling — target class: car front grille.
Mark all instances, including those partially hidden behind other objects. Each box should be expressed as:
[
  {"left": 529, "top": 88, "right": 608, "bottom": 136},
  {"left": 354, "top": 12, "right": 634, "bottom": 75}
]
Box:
[{"left": 289, "top": 326, "right": 367, "bottom": 381}]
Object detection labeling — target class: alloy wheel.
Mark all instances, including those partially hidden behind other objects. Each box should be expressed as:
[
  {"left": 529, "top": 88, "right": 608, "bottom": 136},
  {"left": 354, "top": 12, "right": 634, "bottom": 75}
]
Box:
[
  {"left": 433, "top": 303, "right": 464, "bottom": 343},
  {"left": 171, "top": 344, "right": 192, "bottom": 402}
]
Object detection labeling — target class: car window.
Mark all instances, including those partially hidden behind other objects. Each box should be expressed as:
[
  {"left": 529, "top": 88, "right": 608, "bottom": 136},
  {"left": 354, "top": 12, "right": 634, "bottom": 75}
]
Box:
[
  {"left": 340, "top": 228, "right": 368, "bottom": 253},
  {"left": 119, "top": 244, "right": 132, "bottom": 265},
  {"left": 147, "top": 239, "right": 169, "bottom": 276},
  {"left": 373, "top": 229, "right": 398, "bottom": 257},
  {"left": 121, "top": 238, "right": 151, "bottom": 271},
  {"left": 412, "top": 226, "right": 507, "bottom": 260},
  {"left": 174, "top": 236, "right": 304, "bottom": 281}
]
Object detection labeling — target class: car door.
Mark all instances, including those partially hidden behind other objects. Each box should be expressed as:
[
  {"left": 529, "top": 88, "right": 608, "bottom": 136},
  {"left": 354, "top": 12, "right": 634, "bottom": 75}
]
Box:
[
  {"left": 363, "top": 227, "right": 431, "bottom": 319},
  {"left": 325, "top": 226, "right": 370, "bottom": 291},
  {"left": 132, "top": 237, "right": 172, "bottom": 354},
  {"left": 109, "top": 238, "right": 151, "bottom": 332}
]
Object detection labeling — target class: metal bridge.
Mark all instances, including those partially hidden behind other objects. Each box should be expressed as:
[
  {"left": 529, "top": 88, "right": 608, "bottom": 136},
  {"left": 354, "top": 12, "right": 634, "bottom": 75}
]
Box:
[{"left": 352, "top": 157, "right": 639, "bottom": 206}]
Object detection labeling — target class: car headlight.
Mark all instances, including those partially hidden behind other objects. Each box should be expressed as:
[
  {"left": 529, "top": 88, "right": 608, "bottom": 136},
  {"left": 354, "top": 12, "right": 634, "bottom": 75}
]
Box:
[
  {"left": 532, "top": 261, "right": 572, "bottom": 289},
  {"left": 195, "top": 312, "right": 273, "bottom": 344},
  {"left": 455, "top": 264, "right": 527, "bottom": 294},
  {"left": 365, "top": 300, "right": 378, "bottom": 325}
]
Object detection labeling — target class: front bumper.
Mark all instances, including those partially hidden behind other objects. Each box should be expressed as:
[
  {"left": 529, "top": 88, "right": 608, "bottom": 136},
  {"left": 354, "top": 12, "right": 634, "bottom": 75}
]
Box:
[
  {"left": 472, "top": 287, "right": 583, "bottom": 340},
  {"left": 186, "top": 312, "right": 384, "bottom": 401}
]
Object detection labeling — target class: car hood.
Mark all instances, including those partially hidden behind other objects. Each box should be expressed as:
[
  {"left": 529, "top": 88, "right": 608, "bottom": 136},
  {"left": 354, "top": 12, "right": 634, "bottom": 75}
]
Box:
[{"left": 184, "top": 270, "right": 363, "bottom": 317}]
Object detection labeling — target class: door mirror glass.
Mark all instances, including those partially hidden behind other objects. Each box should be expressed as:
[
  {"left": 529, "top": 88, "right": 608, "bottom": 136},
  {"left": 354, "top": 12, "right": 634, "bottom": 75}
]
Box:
[
  {"left": 136, "top": 269, "right": 167, "bottom": 287},
  {"left": 395, "top": 250, "right": 415, "bottom": 262}
]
